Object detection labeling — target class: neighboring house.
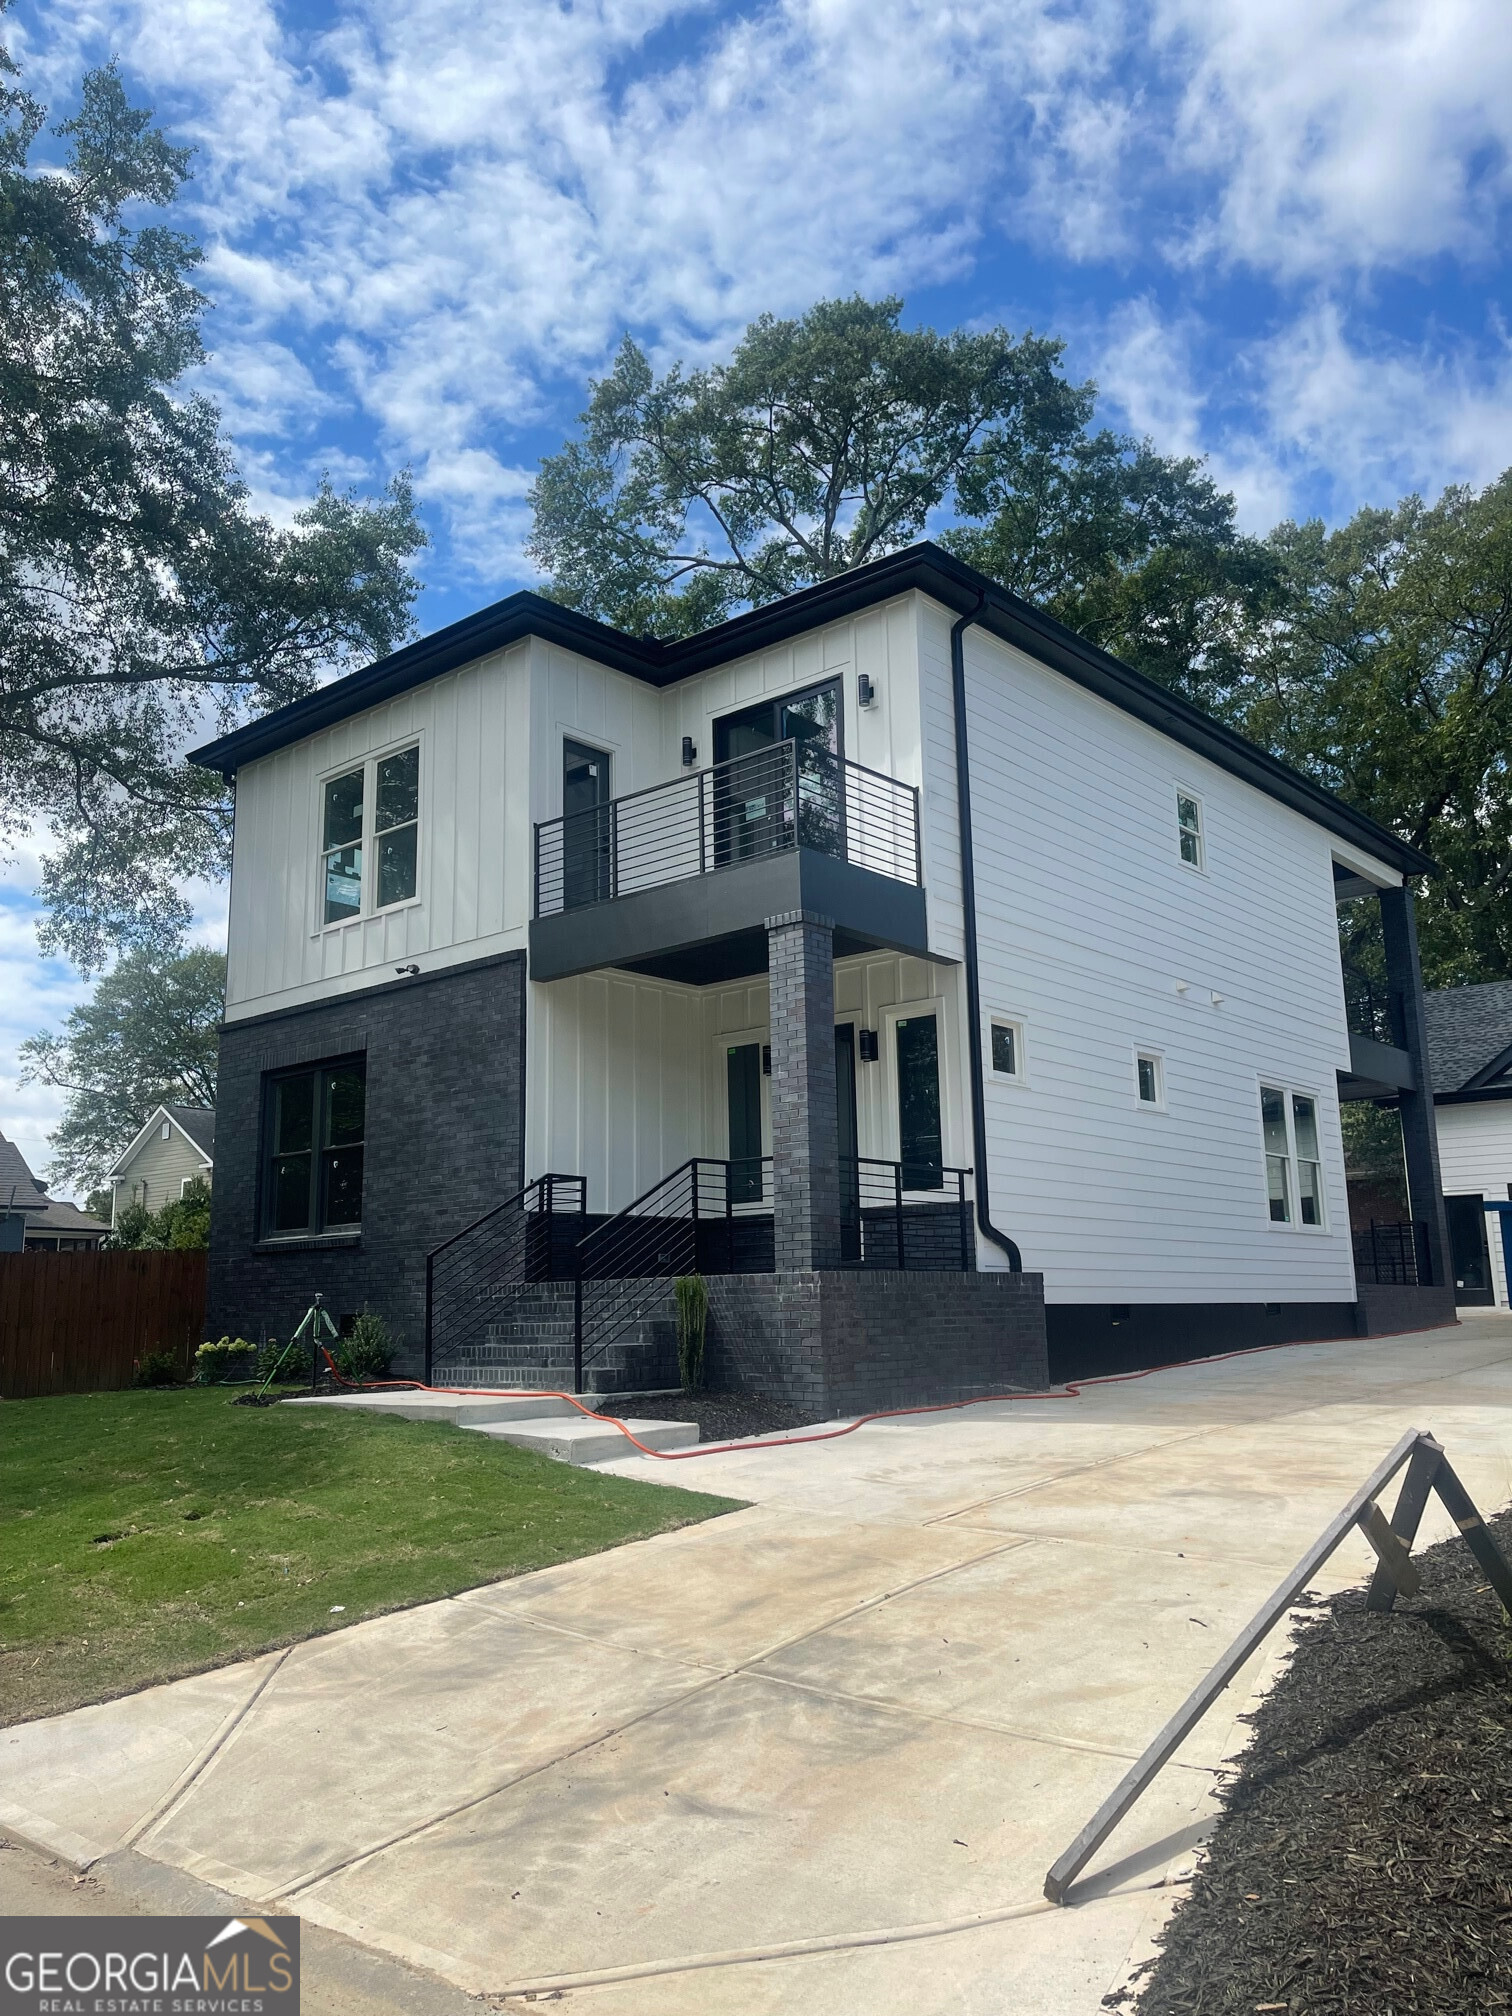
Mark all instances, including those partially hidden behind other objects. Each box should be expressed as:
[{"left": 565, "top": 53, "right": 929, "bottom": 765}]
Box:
[
  {"left": 0, "top": 1129, "right": 109, "bottom": 1251},
  {"left": 189, "top": 542, "right": 1451, "bottom": 1407},
  {"left": 1422, "top": 982, "right": 1512, "bottom": 1308},
  {"left": 108, "top": 1105, "right": 216, "bottom": 1225}
]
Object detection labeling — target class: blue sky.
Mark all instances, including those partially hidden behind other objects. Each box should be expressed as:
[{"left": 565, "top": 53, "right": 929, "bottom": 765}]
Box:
[{"left": 5, "top": 0, "right": 1512, "bottom": 1187}]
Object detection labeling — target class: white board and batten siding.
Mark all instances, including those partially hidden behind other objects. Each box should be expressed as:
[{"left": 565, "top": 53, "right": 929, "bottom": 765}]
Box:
[
  {"left": 916, "top": 595, "right": 1399, "bottom": 1305},
  {"left": 224, "top": 641, "right": 534, "bottom": 1019},
  {"left": 1435, "top": 1102, "right": 1512, "bottom": 1306}
]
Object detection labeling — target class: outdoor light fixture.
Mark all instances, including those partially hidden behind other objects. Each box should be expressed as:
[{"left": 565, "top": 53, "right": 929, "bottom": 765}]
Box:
[
  {"left": 858, "top": 1028, "right": 879, "bottom": 1062},
  {"left": 857, "top": 672, "right": 876, "bottom": 708},
  {"left": 761, "top": 1044, "right": 771, "bottom": 1075},
  {"left": 395, "top": 964, "right": 420, "bottom": 977},
  {"left": 681, "top": 735, "right": 697, "bottom": 766}
]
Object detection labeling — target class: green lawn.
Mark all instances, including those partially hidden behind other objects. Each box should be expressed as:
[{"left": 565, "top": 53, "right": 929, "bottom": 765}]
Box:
[{"left": 0, "top": 1388, "right": 741, "bottom": 1726}]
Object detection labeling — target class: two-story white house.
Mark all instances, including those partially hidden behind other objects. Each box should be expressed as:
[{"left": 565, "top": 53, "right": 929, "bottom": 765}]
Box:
[{"left": 191, "top": 544, "right": 1453, "bottom": 1411}]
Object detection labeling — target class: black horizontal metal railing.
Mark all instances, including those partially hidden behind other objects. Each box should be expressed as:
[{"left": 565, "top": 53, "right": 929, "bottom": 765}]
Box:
[
  {"left": 534, "top": 738, "right": 921, "bottom": 917},
  {"left": 841, "top": 1158, "right": 975, "bottom": 1272},
  {"left": 1342, "top": 963, "right": 1402, "bottom": 1049},
  {"left": 571, "top": 1152, "right": 975, "bottom": 1384},
  {"left": 424, "top": 1173, "right": 586, "bottom": 1382},
  {"left": 1352, "top": 1218, "right": 1432, "bottom": 1288}
]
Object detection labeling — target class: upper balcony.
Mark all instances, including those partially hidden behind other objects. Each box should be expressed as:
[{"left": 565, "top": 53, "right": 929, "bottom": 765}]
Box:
[{"left": 529, "top": 739, "right": 929, "bottom": 984}]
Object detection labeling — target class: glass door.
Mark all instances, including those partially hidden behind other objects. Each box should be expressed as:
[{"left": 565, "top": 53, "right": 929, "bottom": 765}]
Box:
[
  {"left": 895, "top": 1012, "right": 943, "bottom": 1190},
  {"left": 1446, "top": 1194, "right": 1493, "bottom": 1304},
  {"left": 562, "top": 740, "right": 612, "bottom": 908},
  {"left": 713, "top": 680, "right": 842, "bottom": 865},
  {"left": 726, "top": 1042, "right": 764, "bottom": 1205}
]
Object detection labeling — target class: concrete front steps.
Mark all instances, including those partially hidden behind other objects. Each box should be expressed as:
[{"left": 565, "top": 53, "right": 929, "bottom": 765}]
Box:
[{"left": 284, "top": 1389, "right": 698, "bottom": 1466}]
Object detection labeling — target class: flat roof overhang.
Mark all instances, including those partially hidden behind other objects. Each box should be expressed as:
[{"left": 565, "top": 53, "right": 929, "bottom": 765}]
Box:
[
  {"left": 1337, "top": 1030, "right": 1418, "bottom": 1102},
  {"left": 528, "top": 850, "right": 932, "bottom": 986}
]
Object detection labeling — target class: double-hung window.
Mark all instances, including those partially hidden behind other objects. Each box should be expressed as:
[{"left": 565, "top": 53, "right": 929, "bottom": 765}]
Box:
[
  {"left": 321, "top": 745, "right": 420, "bottom": 926},
  {"left": 264, "top": 1060, "right": 366, "bottom": 1237},
  {"left": 1176, "top": 789, "right": 1204, "bottom": 870},
  {"left": 1260, "top": 1085, "right": 1325, "bottom": 1226}
]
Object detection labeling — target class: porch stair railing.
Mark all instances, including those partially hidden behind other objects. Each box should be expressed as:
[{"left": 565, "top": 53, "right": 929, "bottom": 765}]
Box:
[
  {"left": 424, "top": 1173, "right": 586, "bottom": 1383},
  {"left": 1352, "top": 1218, "right": 1432, "bottom": 1288}
]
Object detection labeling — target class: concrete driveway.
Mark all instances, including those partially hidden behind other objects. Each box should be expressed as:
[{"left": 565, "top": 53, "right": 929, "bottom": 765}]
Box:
[{"left": 6, "top": 1313, "right": 1511, "bottom": 2013}]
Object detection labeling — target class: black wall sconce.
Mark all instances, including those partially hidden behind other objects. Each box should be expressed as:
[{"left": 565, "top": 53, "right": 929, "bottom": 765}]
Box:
[
  {"left": 858, "top": 1028, "right": 879, "bottom": 1062},
  {"left": 681, "top": 735, "right": 697, "bottom": 766},
  {"left": 857, "top": 672, "right": 876, "bottom": 709},
  {"left": 761, "top": 1044, "right": 772, "bottom": 1075}
]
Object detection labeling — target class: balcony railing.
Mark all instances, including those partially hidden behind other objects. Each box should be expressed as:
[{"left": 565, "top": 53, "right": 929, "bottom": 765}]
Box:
[{"left": 534, "top": 738, "right": 921, "bottom": 917}]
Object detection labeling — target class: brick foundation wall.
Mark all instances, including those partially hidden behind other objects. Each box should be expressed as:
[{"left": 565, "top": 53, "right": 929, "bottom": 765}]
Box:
[
  {"left": 705, "top": 1268, "right": 1048, "bottom": 1416},
  {"left": 208, "top": 953, "right": 526, "bottom": 1369},
  {"left": 1354, "top": 1283, "right": 1459, "bottom": 1336}
]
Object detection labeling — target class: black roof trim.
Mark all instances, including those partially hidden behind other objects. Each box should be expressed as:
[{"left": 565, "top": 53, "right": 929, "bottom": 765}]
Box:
[{"left": 188, "top": 542, "right": 1432, "bottom": 877}]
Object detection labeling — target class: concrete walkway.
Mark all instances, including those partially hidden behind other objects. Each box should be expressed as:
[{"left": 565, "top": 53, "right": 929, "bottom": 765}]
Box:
[{"left": 5, "top": 1314, "right": 1511, "bottom": 2013}]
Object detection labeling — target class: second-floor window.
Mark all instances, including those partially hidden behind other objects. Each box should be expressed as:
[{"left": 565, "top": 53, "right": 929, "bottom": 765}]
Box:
[
  {"left": 1176, "top": 789, "right": 1204, "bottom": 870},
  {"left": 322, "top": 745, "right": 420, "bottom": 925}
]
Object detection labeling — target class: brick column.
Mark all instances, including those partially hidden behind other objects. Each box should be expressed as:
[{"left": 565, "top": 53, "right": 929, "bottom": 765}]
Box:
[
  {"left": 1379, "top": 884, "right": 1452, "bottom": 1292},
  {"left": 767, "top": 909, "right": 840, "bottom": 1272}
]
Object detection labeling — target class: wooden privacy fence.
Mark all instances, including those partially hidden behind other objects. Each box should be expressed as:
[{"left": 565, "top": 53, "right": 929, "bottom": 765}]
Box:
[{"left": 0, "top": 1250, "right": 208, "bottom": 1399}]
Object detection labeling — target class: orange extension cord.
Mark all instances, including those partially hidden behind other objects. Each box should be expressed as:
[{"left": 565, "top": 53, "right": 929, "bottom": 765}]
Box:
[{"left": 320, "top": 1317, "right": 1449, "bottom": 1465}]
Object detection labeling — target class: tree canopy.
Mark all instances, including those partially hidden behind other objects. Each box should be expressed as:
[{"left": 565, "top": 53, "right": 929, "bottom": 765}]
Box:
[
  {"left": 19, "top": 946, "right": 225, "bottom": 1191},
  {"left": 1, "top": 27, "right": 426, "bottom": 967}
]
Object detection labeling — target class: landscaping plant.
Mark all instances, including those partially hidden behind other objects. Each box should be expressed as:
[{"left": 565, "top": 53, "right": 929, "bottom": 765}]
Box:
[
  {"left": 194, "top": 1336, "right": 258, "bottom": 1383},
  {"left": 335, "top": 1310, "right": 394, "bottom": 1383},
  {"left": 133, "top": 1348, "right": 183, "bottom": 1387},
  {"left": 673, "top": 1274, "right": 709, "bottom": 1392}
]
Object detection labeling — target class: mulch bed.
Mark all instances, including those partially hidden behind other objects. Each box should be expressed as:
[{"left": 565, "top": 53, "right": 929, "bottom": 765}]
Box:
[
  {"left": 595, "top": 1389, "right": 821, "bottom": 1441},
  {"left": 1114, "top": 1507, "right": 1512, "bottom": 2015}
]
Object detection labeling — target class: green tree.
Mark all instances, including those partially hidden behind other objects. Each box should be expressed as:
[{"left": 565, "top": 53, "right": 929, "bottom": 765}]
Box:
[
  {"left": 529, "top": 295, "right": 1268, "bottom": 672},
  {"left": 1237, "top": 479, "right": 1512, "bottom": 987},
  {"left": 1, "top": 23, "right": 426, "bottom": 967},
  {"left": 943, "top": 402, "right": 1278, "bottom": 708},
  {"left": 107, "top": 1175, "right": 210, "bottom": 1251},
  {"left": 529, "top": 296, "right": 1087, "bottom": 637},
  {"left": 19, "top": 947, "right": 224, "bottom": 1191}
]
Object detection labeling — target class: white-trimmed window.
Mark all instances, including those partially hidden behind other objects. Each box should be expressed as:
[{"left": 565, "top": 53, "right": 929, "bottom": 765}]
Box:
[
  {"left": 989, "top": 1019, "right": 1024, "bottom": 1080},
  {"left": 1260, "top": 1085, "right": 1326, "bottom": 1227},
  {"left": 1135, "top": 1051, "right": 1164, "bottom": 1108},
  {"left": 1176, "top": 788, "right": 1204, "bottom": 870},
  {"left": 321, "top": 744, "right": 420, "bottom": 927}
]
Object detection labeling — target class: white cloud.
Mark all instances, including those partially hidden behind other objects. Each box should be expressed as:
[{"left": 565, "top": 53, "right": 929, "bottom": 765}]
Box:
[
  {"left": 1098, "top": 293, "right": 1512, "bottom": 529},
  {"left": 1157, "top": 0, "right": 1512, "bottom": 279}
]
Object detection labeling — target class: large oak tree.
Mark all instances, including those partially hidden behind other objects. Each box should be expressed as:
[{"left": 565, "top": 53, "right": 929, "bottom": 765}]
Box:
[{"left": 1, "top": 25, "right": 426, "bottom": 967}]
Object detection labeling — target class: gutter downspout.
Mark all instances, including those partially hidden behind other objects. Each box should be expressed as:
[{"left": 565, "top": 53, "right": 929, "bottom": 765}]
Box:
[{"left": 950, "top": 595, "right": 1023, "bottom": 1271}]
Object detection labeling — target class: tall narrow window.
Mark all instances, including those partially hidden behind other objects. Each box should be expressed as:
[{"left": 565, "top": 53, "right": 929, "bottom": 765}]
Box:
[
  {"left": 1136, "top": 1053, "right": 1163, "bottom": 1106},
  {"left": 1176, "top": 789, "right": 1204, "bottom": 870},
  {"left": 375, "top": 746, "right": 420, "bottom": 908},
  {"left": 323, "top": 768, "right": 364, "bottom": 923},
  {"left": 1261, "top": 1086, "right": 1292, "bottom": 1221},
  {"left": 263, "top": 1061, "right": 366, "bottom": 1236},
  {"left": 1293, "top": 1094, "right": 1323, "bottom": 1226},
  {"left": 896, "top": 1013, "right": 943, "bottom": 1190}
]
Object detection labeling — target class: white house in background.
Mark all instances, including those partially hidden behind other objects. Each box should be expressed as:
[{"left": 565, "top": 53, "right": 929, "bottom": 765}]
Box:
[
  {"left": 108, "top": 1104, "right": 215, "bottom": 1224},
  {"left": 1423, "top": 982, "right": 1512, "bottom": 1308},
  {"left": 188, "top": 543, "right": 1452, "bottom": 1410}
]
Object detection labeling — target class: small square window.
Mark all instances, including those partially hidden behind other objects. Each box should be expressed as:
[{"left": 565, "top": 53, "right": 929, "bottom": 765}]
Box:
[
  {"left": 990, "top": 1021, "right": 1022, "bottom": 1078},
  {"left": 1176, "top": 790, "right": 1204, "bottom": 870},
  {"left": 1136, "top": 1053, "right": 1164, "bottom": 1106}
]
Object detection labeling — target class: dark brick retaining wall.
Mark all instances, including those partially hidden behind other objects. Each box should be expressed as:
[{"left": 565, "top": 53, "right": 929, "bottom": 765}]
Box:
[
  {"left": 705, "top": 1268, "right": 1048, "bottom": 1416},
  {"left": 208, "top": 953, "right": 526, "bottom": 1367},
  {"left": 1354, "top": 1282, "right": 1458, "bottom": 1336}
]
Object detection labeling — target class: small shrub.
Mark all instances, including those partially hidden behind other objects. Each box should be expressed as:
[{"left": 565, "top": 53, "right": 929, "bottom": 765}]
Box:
[
  {"left": 673, "top": 1274, "right": 708, "bottom": 1392},
  {"left": 335, "top": 1310, "right": 394, "bottom": 1383},
  {"left": 256, "top": 1336, "right": 299, "bottom": 1384},
  {"left": 194, "top": 1336, "right": 258, "bottom": 1383},
  {"left": 134, "top": 1348, "right": 183, "bottom": 1387}
]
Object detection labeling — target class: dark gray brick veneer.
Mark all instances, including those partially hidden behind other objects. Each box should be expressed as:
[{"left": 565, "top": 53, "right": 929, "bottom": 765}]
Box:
[
  {"left": 705, "top": 1268, "right": 1048, "bottom": 1416},
  {"left": 208, "top": 952, "right": 525, "bottom": 1367},
  {"left": 767, "top": 910, "right": 840, "bottom": 1271}
]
